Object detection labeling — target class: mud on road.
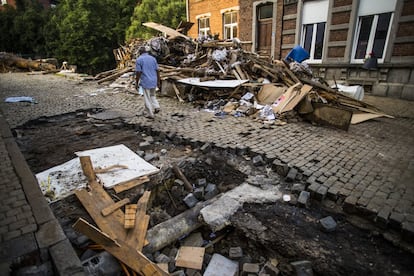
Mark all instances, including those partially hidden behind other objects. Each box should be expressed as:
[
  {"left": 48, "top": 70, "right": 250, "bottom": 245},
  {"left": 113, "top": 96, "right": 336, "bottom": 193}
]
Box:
[{"left": 14, "top": 108, "right": 414, "bottom": 276}]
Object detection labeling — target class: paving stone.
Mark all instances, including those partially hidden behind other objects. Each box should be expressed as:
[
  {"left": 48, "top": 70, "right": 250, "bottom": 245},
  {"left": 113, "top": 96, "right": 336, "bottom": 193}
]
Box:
[
  {"left": 243, "top": 263, "right": 260, "bottom": 275},
  {"left": 315, "top": 186, "right": 328, "bottom": 201},
  {"left": 343, "top": 196, "right": 358, "bottom": 213},
  {"left": 183, "top": 193, "right": 199, "bottom": 208},
  {"left": 319, "top": 216, "right": 337, "bottom": 232},
  {"left": 297, "top": 191, "right": 310, "bottom": 207},
  {"left": 36, "top": 219, "right": 67, "bottom": 249},
  {"left": 389, "top": 212, "right": 405, "bottom": 229},
  {"left": 285, "top": 167, "right": 298, "bottom": 182},
  {"left": 290, "top": 260, "right": 313, "bottom": 276},
  {"left": 229, "top": 247, "right": 243, "bottom": 259},
  {"left": 401, "top": 221, "right": 414, "bottom": 241},
  {"left": 376, "top": 206, "right": 391, "bottom": 229}
]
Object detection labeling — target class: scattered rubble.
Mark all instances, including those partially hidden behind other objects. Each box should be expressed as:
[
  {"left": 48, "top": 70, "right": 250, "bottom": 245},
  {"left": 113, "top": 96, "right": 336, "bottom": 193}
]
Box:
[{"left": 97, "top": 22, "right": 391, "bottom": 130}]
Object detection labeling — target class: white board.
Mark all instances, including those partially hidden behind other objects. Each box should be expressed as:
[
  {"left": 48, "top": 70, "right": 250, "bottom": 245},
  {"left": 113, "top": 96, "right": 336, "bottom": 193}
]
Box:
[
  {"left": 36, "top": 144, "right": 159, "bottom": 202},
  {"left": 178, "top": 78, "right": 248, "bottom": 88},
  {"left": 75, "top": 144, "right": 159, "bottom": 188}
]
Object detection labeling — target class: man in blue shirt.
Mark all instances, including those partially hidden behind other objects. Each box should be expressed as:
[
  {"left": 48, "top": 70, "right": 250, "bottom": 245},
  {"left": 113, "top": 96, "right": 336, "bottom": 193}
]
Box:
[{"left": 135, "top": 46, "right": 161, "bottom": 119}]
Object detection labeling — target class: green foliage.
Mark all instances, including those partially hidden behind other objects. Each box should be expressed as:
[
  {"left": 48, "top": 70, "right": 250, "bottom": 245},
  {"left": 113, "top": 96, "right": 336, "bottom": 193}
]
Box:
[
  {"left": 126, "top": 0, "right": 186, "bottom": 41},
  {"left": 44, "top": 0, "right": 136, "bottom": 74}
]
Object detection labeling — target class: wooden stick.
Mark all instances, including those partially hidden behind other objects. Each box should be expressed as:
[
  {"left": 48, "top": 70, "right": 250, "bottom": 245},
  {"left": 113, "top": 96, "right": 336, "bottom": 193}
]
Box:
[
  {"left": 172, "top": 164, "right": 193, "bottom": 192},
  {"left": 79, "top": 156, "right": 96, "bottom": 183},
  {"left": 73, "top": 218, "right": 120, "bottom": 247},
  {"left": 101, "top": 198, "right": 130, "bottom": 217},
  {"left": 113, "top": 176, "right": 150, "bottom": 194}
]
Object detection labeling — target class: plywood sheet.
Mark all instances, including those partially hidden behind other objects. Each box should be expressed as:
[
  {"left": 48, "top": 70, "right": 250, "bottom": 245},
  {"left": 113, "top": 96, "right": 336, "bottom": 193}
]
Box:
[
  {"left": 175, "top": 246, "right": 205, "bottom": 270},
  {"left": 76, "top": 144, "right": 159, "bottom": 188}
]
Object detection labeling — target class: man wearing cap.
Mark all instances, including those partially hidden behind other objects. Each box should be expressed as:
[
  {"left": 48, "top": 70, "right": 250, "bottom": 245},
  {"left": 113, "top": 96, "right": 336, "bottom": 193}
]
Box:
[{"left": 135, "top": 45, "right": 161, "bottom": 119}]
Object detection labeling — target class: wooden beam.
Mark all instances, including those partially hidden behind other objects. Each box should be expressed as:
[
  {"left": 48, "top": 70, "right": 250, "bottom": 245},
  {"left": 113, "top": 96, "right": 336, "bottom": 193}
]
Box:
[
  {"left": 113, "top": 176, "right": 150, "bottom": 193},
  {"left": 172, "top": 164, "right": 193, "bottom": 192},
  {"left": 72, "top": 218, "right": 169, "bottom": 276},
  {"left": 72, "top": 218, "right": 119, "bottom": 247},
  {"left": 101, "top": 198, "right": 130, "bottom": 217},
  {"left": 124, "top": 204, "right": 137, "bottom": 229},
  {"left": 79, "top": 156, "right": 96, "bottom": 182}
]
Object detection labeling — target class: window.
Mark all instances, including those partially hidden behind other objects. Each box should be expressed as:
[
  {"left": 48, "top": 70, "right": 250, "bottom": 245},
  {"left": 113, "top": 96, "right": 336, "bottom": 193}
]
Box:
[
  {"left": 300, "top": 0, "right": 328, "bottom": 62},
  {"left": 259, "top": 4, "right": 273, "bottom": 20},
  {"left": 198, "top": 17, "right": 210, "bottom": 37},
  {"left": 223, "top": 11, "right": 238, "bottom": 40},
  {"left": 352, "top": 0, "right": 396, "bottom": 62}
]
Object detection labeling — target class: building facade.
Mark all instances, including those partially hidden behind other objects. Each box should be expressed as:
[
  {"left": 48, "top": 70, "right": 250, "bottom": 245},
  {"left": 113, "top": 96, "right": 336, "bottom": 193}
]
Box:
[{"left": 187, "top": 0, "right": 414, "bottom": 100}]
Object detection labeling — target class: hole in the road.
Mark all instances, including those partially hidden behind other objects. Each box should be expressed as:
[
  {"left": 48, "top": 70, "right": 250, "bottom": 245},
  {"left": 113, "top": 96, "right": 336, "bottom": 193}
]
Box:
[{"left": 12, "top": 109, "right": 414, "bottom": 276}]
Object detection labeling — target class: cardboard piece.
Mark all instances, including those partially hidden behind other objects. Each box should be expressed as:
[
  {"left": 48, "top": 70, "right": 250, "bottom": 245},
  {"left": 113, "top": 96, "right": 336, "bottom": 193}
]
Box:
[
  {"left": 257, "top": 84, "right": 287, "bottom": 105},
  {"left": 351, "top": 112, "right": 384, "bottom": 124},
  {"left": 306, "top": 103, "right": 353, "bottom": 131}
]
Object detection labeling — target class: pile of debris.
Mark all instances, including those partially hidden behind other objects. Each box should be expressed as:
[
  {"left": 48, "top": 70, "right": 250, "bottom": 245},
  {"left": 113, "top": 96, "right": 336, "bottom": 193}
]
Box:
[
  {"left": 0, "top": 52, "right": 58, "bottom": 73},
  {"left": 96, "top": 22, "right": 391, "bottom": 130}
]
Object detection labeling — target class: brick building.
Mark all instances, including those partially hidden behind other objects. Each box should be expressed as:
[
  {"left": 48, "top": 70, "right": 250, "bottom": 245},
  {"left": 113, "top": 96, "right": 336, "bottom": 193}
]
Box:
[{"left": 187, "top": 0, "right": 414, "bottom": 100}]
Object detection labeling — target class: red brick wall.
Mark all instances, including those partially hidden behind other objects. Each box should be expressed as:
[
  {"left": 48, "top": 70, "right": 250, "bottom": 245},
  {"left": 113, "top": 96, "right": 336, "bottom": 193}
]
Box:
[
  {"left": 330, "top": 29, "right": 348, "bottom": 41},
  {"left": 238, "top": 0, "right": 253, "bottom": 42},
  {"left": 188, "top": 0, "right": 239, "bottom": 39},
  {"left": 328, "top": 46, "right": 345, "bottom": 57},
  {"left": 333, "top": 0, "right": 352, "bottom": 8},
  {"left": 401, "top": 0, "right": 414, "bottom": 16},
  {"left": 393, "top": 43, "right": 414, "bottom": 56},
  {"left": 331, "top": 11, "right": 351, "bottom": 25}
]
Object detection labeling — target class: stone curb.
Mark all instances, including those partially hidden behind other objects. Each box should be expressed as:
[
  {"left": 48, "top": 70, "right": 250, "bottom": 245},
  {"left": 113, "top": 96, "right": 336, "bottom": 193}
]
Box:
[{"left": 0, "top": 114, "right": 85, "bottom": 275}]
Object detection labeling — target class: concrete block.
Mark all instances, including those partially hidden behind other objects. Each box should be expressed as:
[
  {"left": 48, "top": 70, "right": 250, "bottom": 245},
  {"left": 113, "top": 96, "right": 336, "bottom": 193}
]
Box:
[
  {"left": 291, "top": 183, "right": 306, "bottom": 194},
  {"left": 260, "top": 261, "right": 280, "bottom": 276},
  {"left": 182, "top": 232, "right": 204, "bottom": 247},
  {"left": 204, "top": 183, "right": 219, "bottom": 200},
  {"left": 193, "top": 187, "right": 204, "bottom": 200},
  {"left": 82, "top": 251, "right": 120, "bottom": 275},
  {"left": 290, "top": 260, "right": 313, "bottom": 276},
  {"left": 389, "top": 212, "right": 405, "bottom": 229},
  {"left": 375, "top": 206, "right": 391, "bottom": 229},
  {"left": 50, "top": 239, "right": 85, "bottom": 276},
  {"left": 197, "top": 178, "right": 207, "bottom": 187},
  {"left": 401, "top": 221, "right": 414, "bottom": 242},
  {"left": 243, "top": 263, "right": 260, "bottom": 275},
  {"left": 387, "top": 83, "right": 403, "bottom": 98},
  {"left": 285, "top": 168, "right": 298, "bottom": 182},
  {"left": 229, "top": 247, "right": 243, "bottom": 259},
  {"left": 297, "top": 191, "right": 310, "bottom": 207},
  {"left": 319, "top": 216, "right": 337, "bottom": 232},
  {"left": 200, "top": 143, "right": 212, "bottom": 153},
  {"left": 204, "top": 254, "right": 239, "bottom": 276},
  {"left": 371, "top": 83, "right": 388, "bottom": 97},
  {"left": 252, "top": 155, "right": 265, "bottom": 166},
  {"left": 155, "top": 253, "right": 171, "bottom": 263},
  {"left": 343, "top": 196, "right": 358, "bottom": 213},
  {"left": 183, "top": 193, "right": 199, "bottom": 208},
  {"left": 139, "top": 141, "right": 151, "bottom": 150},
  {"left": 272, "top": 161, "right": 289, "bottom": 177},
  {"left": 36, "top": 219, "right": 66, "bottom": 249},
  {"left": 401, "top": 84, "right": 414, "bottom": 101},
  {"left": 315, "top": 186, "right": 328, "bottom": 201}
]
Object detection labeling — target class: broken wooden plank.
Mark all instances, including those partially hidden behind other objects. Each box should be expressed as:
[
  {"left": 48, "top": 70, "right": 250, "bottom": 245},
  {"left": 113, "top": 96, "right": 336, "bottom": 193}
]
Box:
[
  {"left": 113, "top": 176, "right": 150, "bottom": 193},
  {"left": 175, "top": 246, "right": 205, "bottom": 270},
  {"left": 126, "top": 191, "right": 151, "bottom": 251},
  {"left": 76, "top": 156, "right": 128, "bottom": 240},
  {"left": 172, "top": 82, "right": 185, "bottom": 103},
  {"left": 280, "top": 84, "right": 313, "bottom": 113},
  {"left": 72, "top": 218, "right": 120, "bottom": 247},
  {"left": 143, "top": 22, "right": 190, "bottom": 40},
  {"left": 79, "top": 156, "right": 96, "bottom": 182},
  {"left": 101, "top": 198, "right": 130, "bottom": 217},
  {"left": 124, "top": 204, "right": 137, "bottom": 229},
  {"left": 72, "top": 218, "right": 169, "bottom": 276},
  {"left": 172, "top": 164, "right": 193, "bottom": 192}
]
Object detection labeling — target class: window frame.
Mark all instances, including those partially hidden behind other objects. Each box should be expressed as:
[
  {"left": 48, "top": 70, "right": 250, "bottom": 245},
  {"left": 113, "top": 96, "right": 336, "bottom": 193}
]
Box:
[
  {"left": 198, "top": 17, "right": 211, "bottom": 37},
  {"left": 223, "top": 11, "right": 238, "bottom": 40},
  {"left": 351, "top": 12, "right": 394, "bottom": 64},
  {"left": 301, "top": 22, "right": 326, "bottom": 63}
]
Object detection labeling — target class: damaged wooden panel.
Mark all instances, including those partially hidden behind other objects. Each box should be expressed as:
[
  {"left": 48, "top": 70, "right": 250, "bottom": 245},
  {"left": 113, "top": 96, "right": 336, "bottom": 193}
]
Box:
[
  {"left": 73, "top": 218, "right": 169, "bottom": 276},
  {"left": 175, "top": 246, "right": 206, "bottom": 270},
  {"left": 143, "top": 22, "right": 191, "bottom": 40},
  {"left": 306, "top": 103, "right": 353, "bottom": 131}
]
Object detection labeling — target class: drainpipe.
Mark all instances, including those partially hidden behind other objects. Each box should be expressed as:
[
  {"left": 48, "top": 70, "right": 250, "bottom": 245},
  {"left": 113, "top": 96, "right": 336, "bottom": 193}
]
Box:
[{"left": 186, "top": 0, "right": 189, "bottom": 22}]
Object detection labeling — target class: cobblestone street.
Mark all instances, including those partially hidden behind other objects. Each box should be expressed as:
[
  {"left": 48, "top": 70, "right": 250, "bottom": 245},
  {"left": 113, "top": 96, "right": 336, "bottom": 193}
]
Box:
[{"left": 0, "top": 72, "right": 413, "bottom": 273}]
